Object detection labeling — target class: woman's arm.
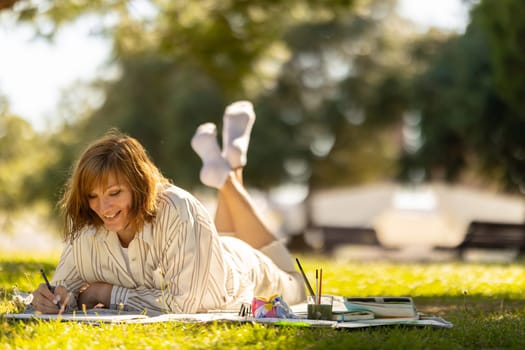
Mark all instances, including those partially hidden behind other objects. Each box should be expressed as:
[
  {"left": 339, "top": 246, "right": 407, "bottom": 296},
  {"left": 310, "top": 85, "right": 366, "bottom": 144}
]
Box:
[
  {"left": 49, "top": 242, "right": 86, "bottom": 311},
  {"left": 76, "top": 282, "right": 112, "bottom": 308}
]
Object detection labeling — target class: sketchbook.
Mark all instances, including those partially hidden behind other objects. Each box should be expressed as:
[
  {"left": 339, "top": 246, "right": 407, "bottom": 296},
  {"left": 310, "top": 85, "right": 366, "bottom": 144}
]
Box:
[{"left": 2, "top": 309, "right": 149, "bottom": 323}]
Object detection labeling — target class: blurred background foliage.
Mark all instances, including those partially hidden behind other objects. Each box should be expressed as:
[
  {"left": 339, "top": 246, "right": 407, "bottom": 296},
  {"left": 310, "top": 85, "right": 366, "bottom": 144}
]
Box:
[{"left": 0, "top": 0, "right": 524, "bottom": 227}]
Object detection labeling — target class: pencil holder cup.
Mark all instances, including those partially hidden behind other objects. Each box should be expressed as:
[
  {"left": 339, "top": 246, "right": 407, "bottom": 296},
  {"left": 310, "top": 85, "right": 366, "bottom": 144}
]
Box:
[{"left": 307, "top": 295, "right": 333, "bottom": 320}]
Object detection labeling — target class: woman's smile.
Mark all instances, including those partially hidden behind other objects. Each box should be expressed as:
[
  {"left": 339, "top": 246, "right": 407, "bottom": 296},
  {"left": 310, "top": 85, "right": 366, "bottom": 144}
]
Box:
[{"left": 102, "top": 211, "right": 121, "bottom": 221}]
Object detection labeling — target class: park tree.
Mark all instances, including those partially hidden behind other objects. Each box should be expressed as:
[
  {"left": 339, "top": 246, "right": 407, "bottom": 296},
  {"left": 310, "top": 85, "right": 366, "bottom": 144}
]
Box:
[
  {"left": 475, "top": 0, "right": 525, "bottom": 118},
  {"left": 402, "top": 0, "right": 525, "bottom": 193},
  {"left": 0, "top": 96, "right": 57, "bottom": 231},
  {"left": 473, "top": 0, "right": 525, "bottom": 191}
]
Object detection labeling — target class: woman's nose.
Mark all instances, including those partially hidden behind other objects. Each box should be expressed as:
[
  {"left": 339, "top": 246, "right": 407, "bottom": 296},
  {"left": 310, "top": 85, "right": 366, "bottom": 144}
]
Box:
[{"left": 99, "top": 197, "right": 112, "bottom": 213}]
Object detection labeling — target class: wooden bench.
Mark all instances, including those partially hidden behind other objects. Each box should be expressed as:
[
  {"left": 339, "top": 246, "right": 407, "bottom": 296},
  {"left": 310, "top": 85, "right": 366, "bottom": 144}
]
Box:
[
  {"left": 439, "top": 221, "right": 525, "bottom": 258},
  {"left": 314, "top": 225, "right": 381, "bottom": 253}
]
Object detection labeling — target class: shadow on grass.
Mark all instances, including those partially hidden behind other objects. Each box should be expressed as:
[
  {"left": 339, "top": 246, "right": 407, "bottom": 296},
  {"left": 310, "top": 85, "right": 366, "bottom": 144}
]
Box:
[{"left": 415, "top": 295, "right": 525, "bottom": 313}]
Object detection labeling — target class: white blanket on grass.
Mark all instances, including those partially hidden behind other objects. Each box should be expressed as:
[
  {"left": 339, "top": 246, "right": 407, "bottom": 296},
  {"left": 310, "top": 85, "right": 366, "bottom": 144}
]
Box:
[
  {"left": 3, "top": 306, "right": 452, "bottom": 329},
  {"left": 4, "top": 292, "right": 453, "bottom": 328}
]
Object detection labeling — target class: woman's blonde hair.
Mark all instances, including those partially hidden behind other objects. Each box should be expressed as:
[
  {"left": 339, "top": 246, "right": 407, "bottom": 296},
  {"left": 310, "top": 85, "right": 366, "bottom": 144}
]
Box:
[{"left": 60, "top": 130, "right": 170, "bottom": 242}]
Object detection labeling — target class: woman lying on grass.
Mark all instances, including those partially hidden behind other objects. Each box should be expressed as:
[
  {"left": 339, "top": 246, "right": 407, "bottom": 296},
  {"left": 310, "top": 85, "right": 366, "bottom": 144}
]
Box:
[{"left": 31, "top": 101, "right": 306, "bottom": 315}]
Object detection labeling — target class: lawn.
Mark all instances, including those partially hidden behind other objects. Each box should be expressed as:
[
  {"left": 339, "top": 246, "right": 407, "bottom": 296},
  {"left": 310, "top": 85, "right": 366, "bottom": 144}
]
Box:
[{"left": 1, "top": 250, "right": 524, "bottom": 349}]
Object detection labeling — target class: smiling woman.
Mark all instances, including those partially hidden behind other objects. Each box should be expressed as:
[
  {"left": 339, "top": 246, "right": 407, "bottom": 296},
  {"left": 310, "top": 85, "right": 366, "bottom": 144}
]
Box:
[{"left": 29, "top": 102, "right": 306, "bottom": 315}]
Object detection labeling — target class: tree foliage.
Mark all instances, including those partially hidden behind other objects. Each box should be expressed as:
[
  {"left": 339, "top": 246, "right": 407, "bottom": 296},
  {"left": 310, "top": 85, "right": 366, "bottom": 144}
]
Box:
[
  {"left": 402, "top": 0, "right": 525, "bottom": 192},
  {"left": 0, "top": 99, "right": 53, "bottom": 210},
  {"left": 10, "top": 0, "right": 358, "bottom": 96},
  {"left": 475, "top": 0, "right": 525, "bottom": 118}
]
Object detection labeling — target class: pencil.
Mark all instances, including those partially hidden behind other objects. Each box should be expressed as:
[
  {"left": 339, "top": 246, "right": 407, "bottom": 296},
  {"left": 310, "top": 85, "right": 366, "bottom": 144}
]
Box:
[
  {"left": 318, "top": 268, "right": 323, "bottom": 305},
  {"left": 40, "top": 268, "right": 53, "bottom": 292},
  {"left": 40, "top": 268, "right": 60, "bottom": 309},
  {"left": 315, "top": 269, "right": 319, "bottom": 304},
  {"left": 295, "top": 258, "right": 316, "bottom": 298}
]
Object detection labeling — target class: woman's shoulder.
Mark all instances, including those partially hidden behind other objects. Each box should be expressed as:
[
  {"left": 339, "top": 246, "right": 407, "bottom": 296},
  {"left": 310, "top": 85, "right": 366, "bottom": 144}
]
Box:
[
  {"left": 157, "top": 184, "right": 207, "bottom": 217},
  {"left": 159, "top": 183, "right": 197, "bottom": 204}
]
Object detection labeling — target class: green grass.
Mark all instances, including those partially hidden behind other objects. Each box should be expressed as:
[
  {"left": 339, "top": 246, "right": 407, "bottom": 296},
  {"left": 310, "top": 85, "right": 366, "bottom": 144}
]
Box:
[{"left": 1, "top": 251, "right": 525, "bottom": 349}]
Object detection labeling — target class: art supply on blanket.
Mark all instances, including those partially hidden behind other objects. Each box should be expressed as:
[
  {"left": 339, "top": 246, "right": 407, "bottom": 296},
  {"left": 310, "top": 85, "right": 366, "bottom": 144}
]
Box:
[
  {"left": 252, "top": 295, "right": 297, "bottom": 319},
  {"left": 315, "top": 269, "right": 318, "bottom": 301},
  {"left": 295, "top": 258, "right": 315, "bottom": 298},
  {"left": 318, "top": 268, "right": 323, "bottom": 304},
  {"left": 307, "top": 295, "right": 333, "bottom": 320},
  {"left": 306, "top": 266, "right": 332, "bottom": 320},
  {"left": 238, "top": 303, "right": 252, "bottom": 317}
]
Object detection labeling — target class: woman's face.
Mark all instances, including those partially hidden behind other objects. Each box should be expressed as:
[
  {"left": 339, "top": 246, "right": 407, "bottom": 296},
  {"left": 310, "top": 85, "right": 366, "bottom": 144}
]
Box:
[{"left": 87, "top": 172, "right": 133, "bottom": 235}]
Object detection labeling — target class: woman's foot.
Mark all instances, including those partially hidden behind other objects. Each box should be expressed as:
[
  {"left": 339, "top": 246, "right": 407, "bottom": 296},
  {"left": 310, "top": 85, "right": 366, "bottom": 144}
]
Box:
[
  {"left": 191, "top": 123, "right": 231, "bottom": 188},
  {"left": 222, "top": 101, "right": 256, "bottom": 169}
]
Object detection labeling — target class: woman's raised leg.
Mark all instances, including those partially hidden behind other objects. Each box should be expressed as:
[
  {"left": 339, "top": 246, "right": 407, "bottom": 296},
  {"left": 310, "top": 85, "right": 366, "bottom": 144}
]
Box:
[
  {"left": 191, "top": 104, "right": 306, "bottom": 303},
  {"left": 214, "top": 168, "right": 242, "bottom": 235},
  {"left": 218, "top": 173, "right": 276, "bottom": 249}
]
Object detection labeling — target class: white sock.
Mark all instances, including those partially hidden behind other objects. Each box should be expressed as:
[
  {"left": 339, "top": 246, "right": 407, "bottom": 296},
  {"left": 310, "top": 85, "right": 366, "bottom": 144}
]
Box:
[
  {"left": 222, "top": 100, "right": 256, "bottom": 169},
  {"left": 191, "top": 123, "right": 231, "bottom": 189}
]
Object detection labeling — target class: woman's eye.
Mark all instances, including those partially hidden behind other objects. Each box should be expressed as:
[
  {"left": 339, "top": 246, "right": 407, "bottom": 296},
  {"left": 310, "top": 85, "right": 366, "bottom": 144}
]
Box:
[
  {"left": 87, "top": 194, "right": 96, "bottom": 200},
  {"left": 110, "top": 190, "right": 122, "bottom": 196}
]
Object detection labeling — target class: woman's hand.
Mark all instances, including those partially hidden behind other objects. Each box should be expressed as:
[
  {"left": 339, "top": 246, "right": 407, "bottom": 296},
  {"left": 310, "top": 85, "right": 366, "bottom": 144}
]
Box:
[
  {"left": 78, "top": 282, "right": 113, "bottom": 309},
  {"left": 31, "top": 284, "right": 67, "bottom": 314}
]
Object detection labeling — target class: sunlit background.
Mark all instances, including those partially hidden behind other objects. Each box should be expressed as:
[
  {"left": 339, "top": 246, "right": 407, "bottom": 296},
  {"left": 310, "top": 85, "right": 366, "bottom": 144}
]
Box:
[{"left": 0, "top": 0, "right": 523, "bottom": 262}]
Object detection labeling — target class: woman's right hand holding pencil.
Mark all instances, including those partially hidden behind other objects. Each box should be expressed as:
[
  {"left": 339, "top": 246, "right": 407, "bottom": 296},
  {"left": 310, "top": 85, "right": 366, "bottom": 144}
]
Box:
[{"left": 31, "top": 284, "right": 67, "bottom": 314}]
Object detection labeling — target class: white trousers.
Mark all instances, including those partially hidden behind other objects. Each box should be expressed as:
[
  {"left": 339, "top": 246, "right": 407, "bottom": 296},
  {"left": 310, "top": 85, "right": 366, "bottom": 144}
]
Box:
[{"left": 221, "top": 237, "right": 307, "bottom": 306}]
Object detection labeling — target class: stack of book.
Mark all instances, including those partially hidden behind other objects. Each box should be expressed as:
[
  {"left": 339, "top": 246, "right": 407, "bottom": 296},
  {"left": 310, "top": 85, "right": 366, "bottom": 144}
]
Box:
[{"left": 331, "top": 296, "right": 419, "bottom": 321}]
